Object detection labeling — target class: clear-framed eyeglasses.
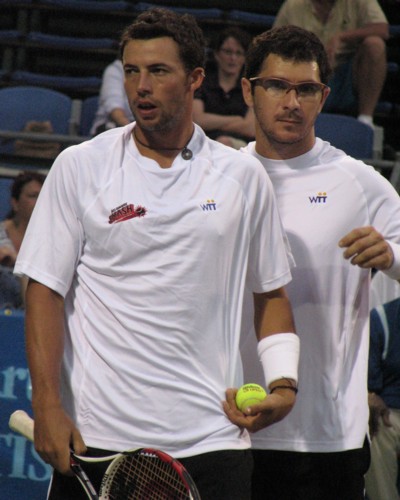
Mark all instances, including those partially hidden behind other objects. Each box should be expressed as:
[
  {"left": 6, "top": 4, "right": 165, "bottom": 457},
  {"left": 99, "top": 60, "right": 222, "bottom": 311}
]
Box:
[{"left": 249, "top": 77, "right": 328, "bottom": 102}]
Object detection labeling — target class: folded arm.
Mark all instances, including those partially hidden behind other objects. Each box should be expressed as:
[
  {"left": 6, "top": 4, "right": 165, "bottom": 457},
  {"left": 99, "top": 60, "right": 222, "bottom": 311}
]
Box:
[{"left": 193, "top": 99, "right": 255, "bottom": 138}]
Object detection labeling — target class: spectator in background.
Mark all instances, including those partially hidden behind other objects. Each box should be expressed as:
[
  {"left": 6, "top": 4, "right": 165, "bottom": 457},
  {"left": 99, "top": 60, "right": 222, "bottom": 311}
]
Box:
[
  {"left": 193, "top": 27, "right": 255, "bottom": 149},
  {"left": 0, "top": 171, "right": 45, "bottom": 309},
  {"left": 90, "top": 59, "right": 134, "bottom": 136},
  {"left": 365, "top": 297, "right": 400, "bottom": 500},
  {"left": 274, "top": 0, "right": 389, "bottom": 128}
]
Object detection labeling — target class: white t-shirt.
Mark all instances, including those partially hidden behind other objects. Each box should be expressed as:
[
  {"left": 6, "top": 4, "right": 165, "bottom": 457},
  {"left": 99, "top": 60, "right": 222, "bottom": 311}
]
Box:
[
  {"left": 15, "top": 124, "right": 293, "bottom": 457},
  {"left": 241, "top": 138, "right": 400, "bottom": 453}
]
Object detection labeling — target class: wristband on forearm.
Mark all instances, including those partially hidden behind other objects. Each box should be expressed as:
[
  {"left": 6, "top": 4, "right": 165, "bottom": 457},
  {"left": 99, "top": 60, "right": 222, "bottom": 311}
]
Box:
[
  {"left": 257, "top": 333, "right": 300, "bottom": 389},
  {"left": 270, "top": 383, "right": 298, "bottom": 394}
]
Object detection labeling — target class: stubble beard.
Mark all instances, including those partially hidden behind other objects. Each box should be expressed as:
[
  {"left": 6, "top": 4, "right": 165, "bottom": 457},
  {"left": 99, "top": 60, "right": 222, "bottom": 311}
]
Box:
[
  {"left": 255, "top": 107, "right": 307, "bottom": 147},
  {"left": 133, "top": 97, "right": 187, "bottom": 134}
]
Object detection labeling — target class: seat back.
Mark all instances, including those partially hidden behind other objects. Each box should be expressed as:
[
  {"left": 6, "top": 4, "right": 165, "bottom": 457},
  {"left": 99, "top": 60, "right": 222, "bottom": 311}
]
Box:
[
  {"left": 315, "top": 113, "right": 374, "bottom": 159},
  {"left": 0, "top": 86, "right": 72, "bottom": 154},
  {"left": 79, "top": 95, "right": 99, "bottom": 136},
  {"left": 0, "top": 177, "right": 13, "bottom": 220}
]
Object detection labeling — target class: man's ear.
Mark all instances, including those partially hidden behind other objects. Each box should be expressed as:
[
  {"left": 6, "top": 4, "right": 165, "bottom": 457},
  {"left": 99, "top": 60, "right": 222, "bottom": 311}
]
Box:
[
  {"left": 190, "top": 67, "right": 205, "bottom": 91},
  {"left": 319, "top": 86, "right": 331, "bottom": 113},
  {"left": 241, "top": 77, "right": 254, "bottom": 108}
]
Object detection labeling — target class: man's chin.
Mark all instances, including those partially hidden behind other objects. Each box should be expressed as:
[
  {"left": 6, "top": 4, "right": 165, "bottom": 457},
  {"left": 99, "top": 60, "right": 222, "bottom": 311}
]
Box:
[{"left": 272, "top": 131, "right": 305, "bottom": 146}]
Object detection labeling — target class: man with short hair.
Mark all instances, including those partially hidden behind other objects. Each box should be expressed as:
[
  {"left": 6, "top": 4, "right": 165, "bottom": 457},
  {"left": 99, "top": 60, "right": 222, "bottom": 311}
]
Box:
[
  {"left": 224, "top": 25, "right": 400, "bottom": 499},
  {"left": 15, "top": 9, "right": 299, "bottom": 500}
]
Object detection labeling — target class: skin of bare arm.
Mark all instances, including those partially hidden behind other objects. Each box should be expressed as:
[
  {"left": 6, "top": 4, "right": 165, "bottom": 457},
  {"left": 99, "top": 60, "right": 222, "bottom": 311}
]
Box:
[
  {"left": 109, "top": 107, "right": 131, "bottom": 127},
  {"left": 192, "top": 98, "right": 255, "bottom": 138},
  {"left": 326, "top": 23, "right": 388, "bottom": 68},
  {"left": 338, "top": 226, "right": 394, "bottom": 270},
  {"left": 25, "top": 279, "right": 87, "bottom": 475},
  {"left": 223, "top": 287, "right": 298, "bottom": 433}
]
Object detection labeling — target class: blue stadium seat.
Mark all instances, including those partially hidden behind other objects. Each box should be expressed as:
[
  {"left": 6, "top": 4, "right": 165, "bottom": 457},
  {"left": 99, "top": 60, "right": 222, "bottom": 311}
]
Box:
[
  {"left": 0, "top": 86, "right": 72, "bottom": 154},
  {"left": 26, "top": 31, "right": 117, "bottom": 50},
  {"left": 9, "top": 71, "right": 102, "bottom": 93},
  {"left": 37, "top": 0, "right": 130, "bottom": 11},
  {"left": 79, "top": 95, "right": 99, "bottom": 136},
  {"left": 315, "top": 113, "right": 374, "bottom": 159},
  {"left": 0, "top": 30, "right": 23, "bottom": 41},
  {"left": 0, "top": 177, "right": 13, "bottom": 220},
  {"left": 226, "top": 10, "right": 276, "bottom": 26}
]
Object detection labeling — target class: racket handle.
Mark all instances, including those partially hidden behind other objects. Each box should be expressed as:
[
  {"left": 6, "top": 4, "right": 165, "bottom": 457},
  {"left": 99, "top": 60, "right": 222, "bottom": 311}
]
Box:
[{"left": 9, "top": 410, "right": 34, "bottom": 442}]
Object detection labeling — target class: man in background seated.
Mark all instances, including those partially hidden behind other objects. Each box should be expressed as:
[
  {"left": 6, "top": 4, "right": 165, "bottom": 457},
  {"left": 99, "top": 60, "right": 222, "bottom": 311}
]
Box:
[{"left": 274, "top": 0, "right": 389, "bottom": 128}]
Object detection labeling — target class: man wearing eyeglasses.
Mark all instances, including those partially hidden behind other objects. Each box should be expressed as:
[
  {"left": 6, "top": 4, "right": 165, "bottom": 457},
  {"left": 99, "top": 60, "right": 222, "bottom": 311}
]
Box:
[{"left": 223, "top": 25, "right": 400, "bottom": 499}]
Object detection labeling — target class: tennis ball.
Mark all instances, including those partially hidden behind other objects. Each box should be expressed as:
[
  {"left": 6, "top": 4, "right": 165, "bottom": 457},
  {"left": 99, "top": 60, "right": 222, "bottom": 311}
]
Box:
[{"left": 235, "top": 383, "right": 267, "bottom": 411}]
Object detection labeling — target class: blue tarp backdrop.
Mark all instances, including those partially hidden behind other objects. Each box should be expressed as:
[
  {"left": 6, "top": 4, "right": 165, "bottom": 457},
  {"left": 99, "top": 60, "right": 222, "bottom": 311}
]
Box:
[{"left": 0, "top": 309, "right": 51, "bottom": 498}]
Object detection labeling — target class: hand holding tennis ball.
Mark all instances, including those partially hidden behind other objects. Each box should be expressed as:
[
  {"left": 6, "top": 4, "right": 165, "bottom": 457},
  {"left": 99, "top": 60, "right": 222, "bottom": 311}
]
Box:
[{"left": 235, "top": 383, "right": 267, "bottom": 412}]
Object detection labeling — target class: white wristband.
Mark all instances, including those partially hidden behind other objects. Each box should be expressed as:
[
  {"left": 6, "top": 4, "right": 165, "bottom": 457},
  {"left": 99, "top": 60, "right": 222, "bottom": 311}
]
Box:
[{"left": 257, "top": 333, "right": 300, "bottom": 388}]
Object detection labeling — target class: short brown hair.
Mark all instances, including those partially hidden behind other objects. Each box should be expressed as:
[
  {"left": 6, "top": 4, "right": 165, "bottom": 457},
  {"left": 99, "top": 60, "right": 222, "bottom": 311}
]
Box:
[
  {"left": 245, "top": 25, "right": 332, "bottom": 84},
  {"left": 120, "top": 7, "right": 206, "bottom": 73}
]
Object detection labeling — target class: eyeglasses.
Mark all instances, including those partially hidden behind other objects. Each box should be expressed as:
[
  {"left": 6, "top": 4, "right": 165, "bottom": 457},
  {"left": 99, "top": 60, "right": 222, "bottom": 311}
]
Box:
[
  {"left": 249, "top": 77, "right": 328, "bottom": 101},
  {"left": 219, "top": 48, "right": 245, "bottom": 58}
]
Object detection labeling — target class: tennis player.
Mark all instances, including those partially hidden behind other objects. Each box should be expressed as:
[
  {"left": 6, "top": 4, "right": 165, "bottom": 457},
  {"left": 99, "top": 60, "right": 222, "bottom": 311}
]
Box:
[
  {"left": 15, "top": 9, "right": 299, "bottom": 500},
  {"left": 233, "top": 25, "right": 400, "bottom": 500}
]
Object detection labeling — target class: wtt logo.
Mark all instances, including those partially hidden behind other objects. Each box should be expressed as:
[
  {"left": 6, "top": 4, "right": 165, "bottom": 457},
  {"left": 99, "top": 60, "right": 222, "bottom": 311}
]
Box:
[
  {"left": 200, "top": 199, "right": 217, "bottom": 211},
  {"left": 309, "top": 192, "right": 327, "bottom": 204}
]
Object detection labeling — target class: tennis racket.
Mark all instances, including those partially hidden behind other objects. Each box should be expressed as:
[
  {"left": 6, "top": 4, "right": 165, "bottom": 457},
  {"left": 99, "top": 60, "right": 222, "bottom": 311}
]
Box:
[{"left": 9, "top": 410, "right": 201, "bottom": 500}]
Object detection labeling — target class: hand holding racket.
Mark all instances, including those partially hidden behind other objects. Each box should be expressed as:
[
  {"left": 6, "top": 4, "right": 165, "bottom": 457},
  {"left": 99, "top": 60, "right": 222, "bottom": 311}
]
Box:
[{"left": 9, "top": 410, "right": 201, "bottom": 500}]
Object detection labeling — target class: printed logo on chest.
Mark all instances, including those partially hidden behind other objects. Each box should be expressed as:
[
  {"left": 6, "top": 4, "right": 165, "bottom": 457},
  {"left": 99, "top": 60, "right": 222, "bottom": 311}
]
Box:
[
  {"left": 309, "top": 192, "right": 327, "bottom": 204},
  {"left": 108, "top": 203, "right": 147, "bottom": 224}
]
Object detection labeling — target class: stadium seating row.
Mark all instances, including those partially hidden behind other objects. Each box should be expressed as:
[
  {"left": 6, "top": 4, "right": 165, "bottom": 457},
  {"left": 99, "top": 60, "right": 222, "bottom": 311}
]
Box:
[{"left": 1, "top": 85, "right": 399, "bottom": 190}]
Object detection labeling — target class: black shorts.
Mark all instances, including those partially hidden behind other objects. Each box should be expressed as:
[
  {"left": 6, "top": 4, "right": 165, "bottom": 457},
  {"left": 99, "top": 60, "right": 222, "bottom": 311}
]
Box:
[
  {"left": 48, "top": 448, "right": 253, "bottom": 500},
  {"left": 251, "top": 438, "right": 370, "bottom": 500}
]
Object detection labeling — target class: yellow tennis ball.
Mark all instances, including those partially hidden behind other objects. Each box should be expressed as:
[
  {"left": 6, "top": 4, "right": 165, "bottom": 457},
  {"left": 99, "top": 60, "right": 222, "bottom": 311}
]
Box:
[{"left": 235, "top": 383, "right": 267, "bottom": 411}]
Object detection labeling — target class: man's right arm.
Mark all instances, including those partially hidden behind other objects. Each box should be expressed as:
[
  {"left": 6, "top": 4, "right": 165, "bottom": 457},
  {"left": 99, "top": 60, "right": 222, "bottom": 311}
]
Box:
[{"left": 25, "top": 279, "right": 86, "bottom": 474}]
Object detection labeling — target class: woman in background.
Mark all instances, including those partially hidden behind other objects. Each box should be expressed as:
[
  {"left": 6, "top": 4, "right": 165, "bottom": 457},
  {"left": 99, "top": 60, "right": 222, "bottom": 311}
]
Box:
[
  {"left": 0, "top": 171, "right": 45, "bottom": 309},
  {"left": 193, "top": 27, "right": 255, "bottom": 149}
]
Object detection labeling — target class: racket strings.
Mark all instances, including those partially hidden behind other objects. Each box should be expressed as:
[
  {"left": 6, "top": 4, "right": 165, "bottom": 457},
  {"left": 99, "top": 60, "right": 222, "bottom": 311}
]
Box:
[{"left": 104, "top": 452, "right": 191, "bottom": 499}]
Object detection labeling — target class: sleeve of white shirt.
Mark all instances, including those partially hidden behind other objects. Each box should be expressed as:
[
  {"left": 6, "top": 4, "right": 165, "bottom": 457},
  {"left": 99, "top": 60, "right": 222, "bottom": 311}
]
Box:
[
  {"left": 383, "top": 241, "right": 400, "bottom": 280},
  {"left": 357, "top": 161, "right": 400, "bottom": 280},
  {"left": 245, "top": 160, "right": 294, "bottom": 293}
]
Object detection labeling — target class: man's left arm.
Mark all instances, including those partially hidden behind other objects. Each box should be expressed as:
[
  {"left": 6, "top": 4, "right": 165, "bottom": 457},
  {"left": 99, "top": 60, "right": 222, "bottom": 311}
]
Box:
[{"left": 223, "top": 287, "right": 300, "bottom": 433}]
